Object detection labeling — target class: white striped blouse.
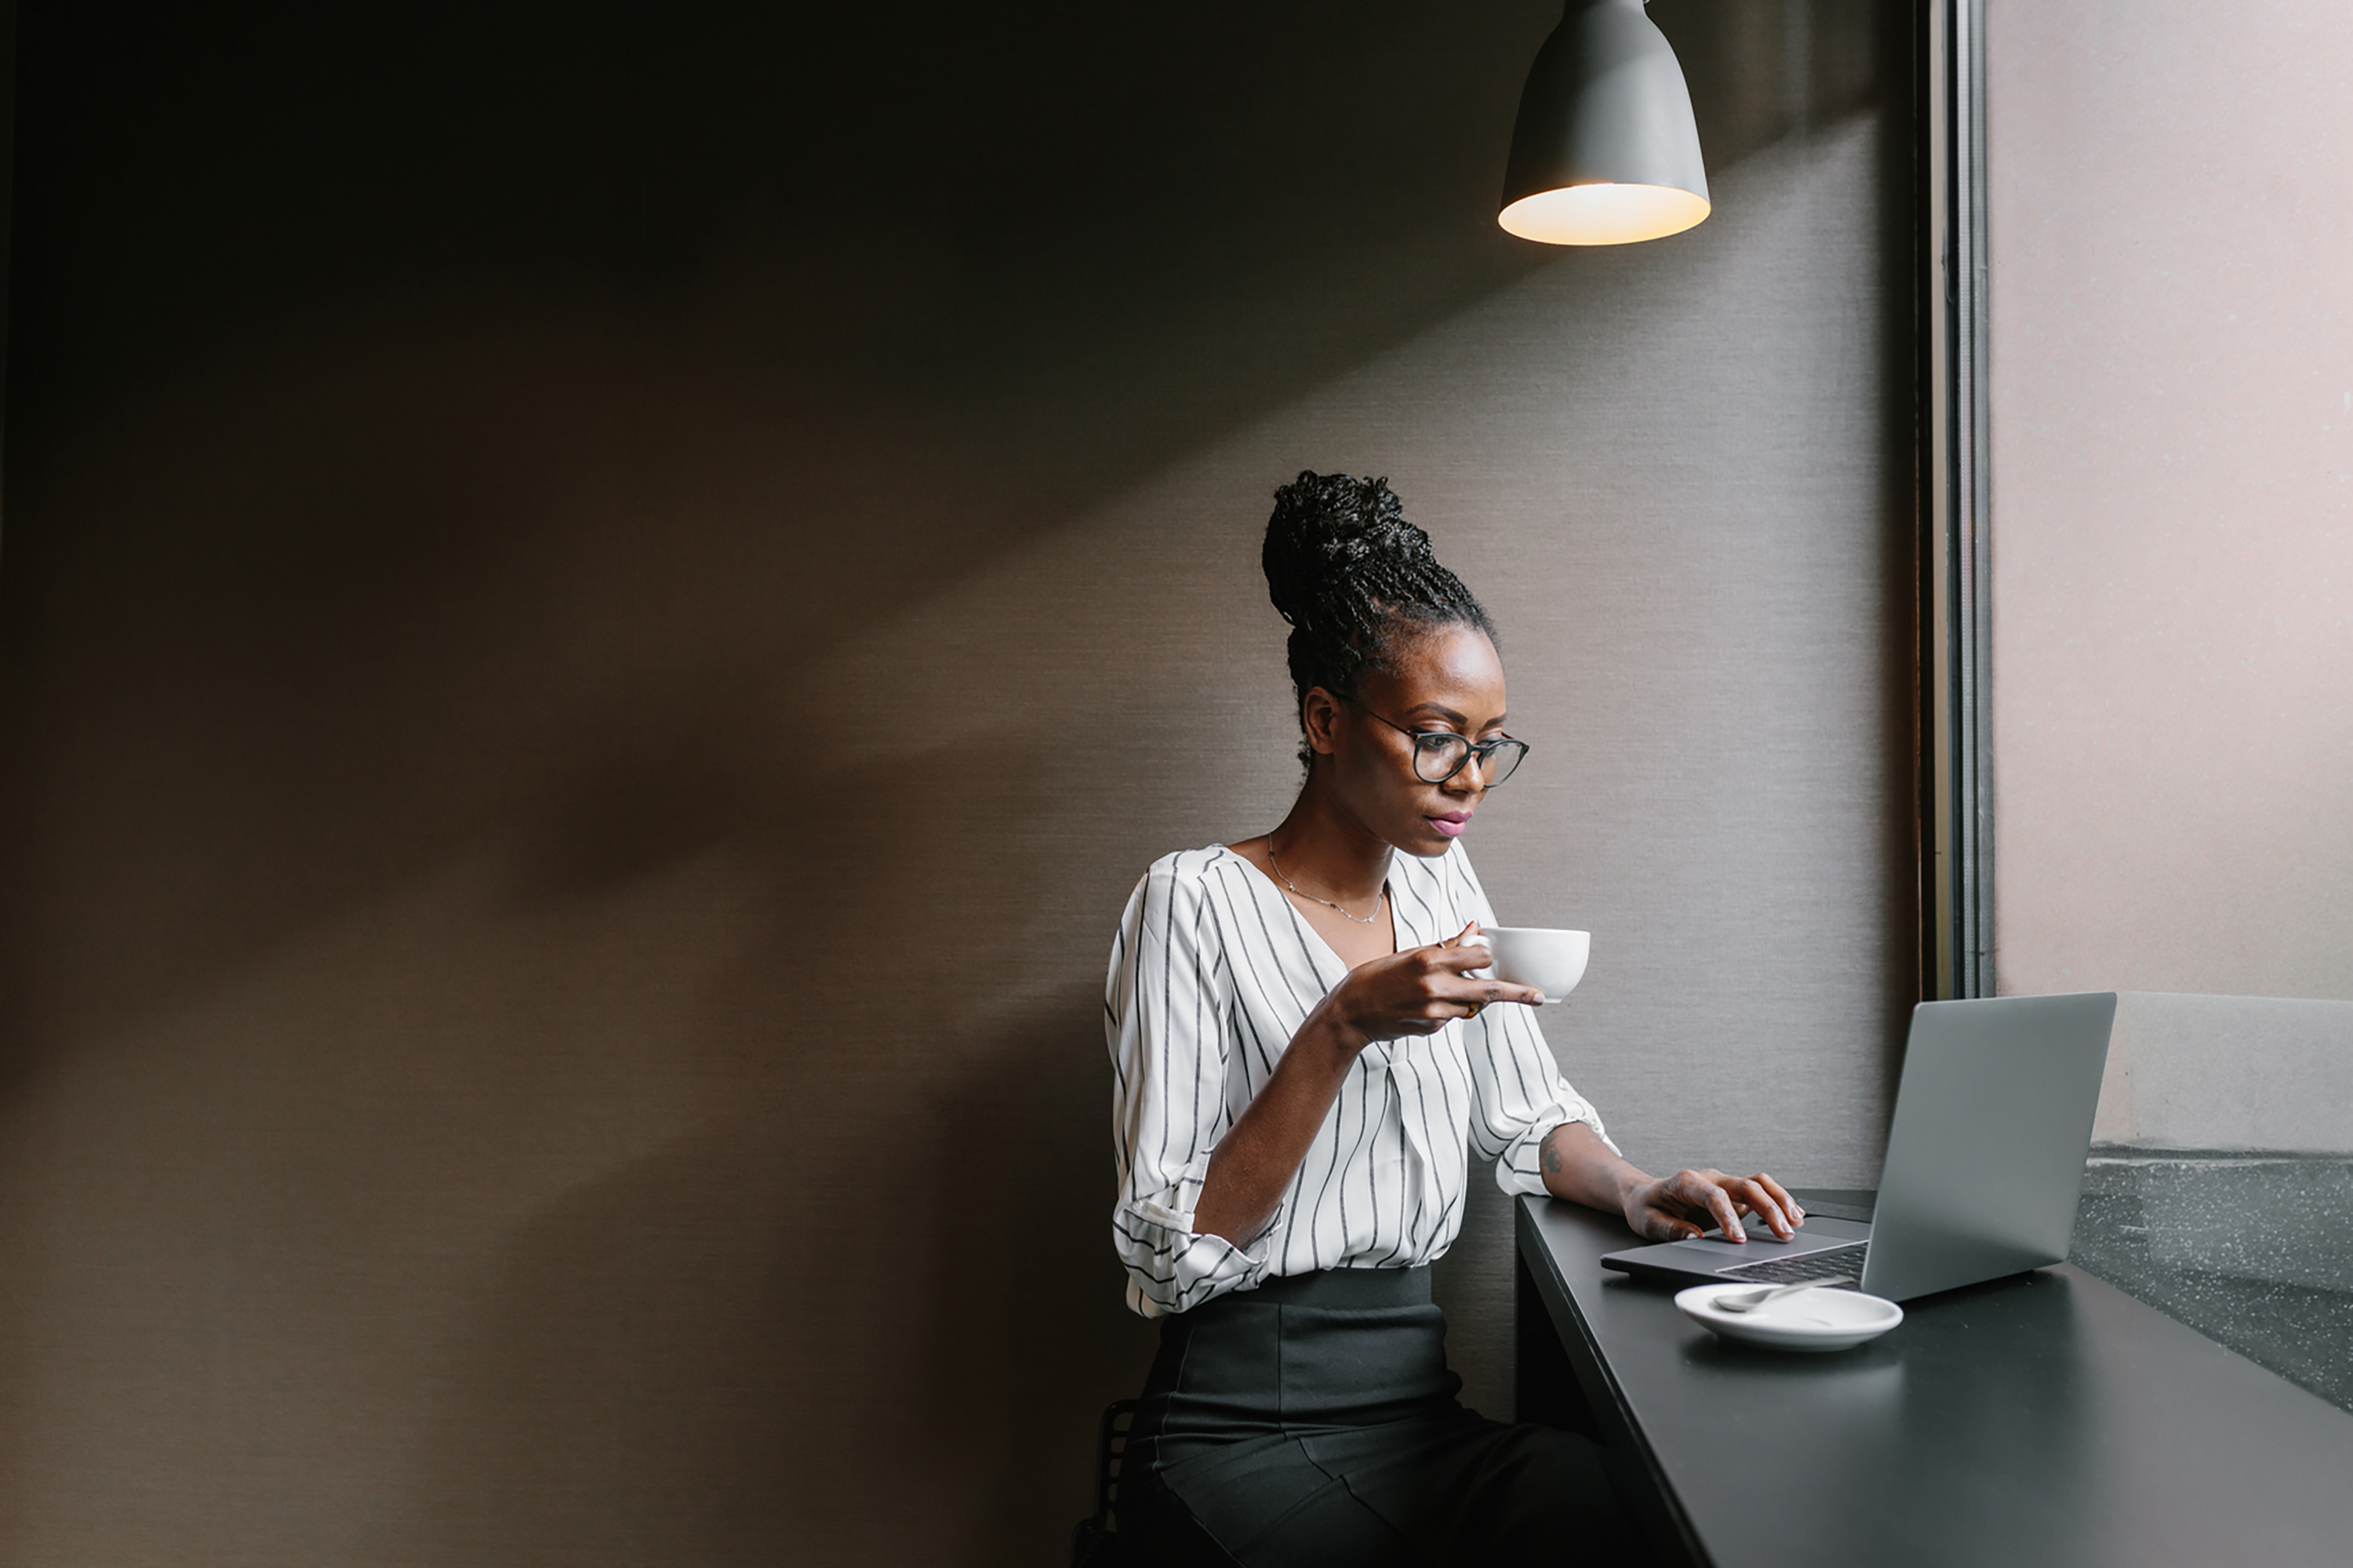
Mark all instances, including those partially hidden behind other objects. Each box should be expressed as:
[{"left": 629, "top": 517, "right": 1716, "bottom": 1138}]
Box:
[{"left": 1106, "top": 840, "right": 1615, "bottom": 1319}]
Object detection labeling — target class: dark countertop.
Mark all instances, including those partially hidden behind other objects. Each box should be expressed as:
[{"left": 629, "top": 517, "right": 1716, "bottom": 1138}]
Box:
[{"left": 1518, "top": 1190, "right": 2353, "bottom": 1568}]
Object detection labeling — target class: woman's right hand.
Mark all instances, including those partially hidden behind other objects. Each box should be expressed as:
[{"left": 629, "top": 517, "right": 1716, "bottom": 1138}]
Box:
[{"left": 1321, "top": 922, "right": 1547, "bottom": 1048}]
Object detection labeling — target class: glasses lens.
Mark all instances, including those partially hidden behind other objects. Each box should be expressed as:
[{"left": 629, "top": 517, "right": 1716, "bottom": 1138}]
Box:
[
  {"left": 1476, "top": 740, "right": 1529, "bottom": 786},
  {"left": 1413, "top": 733, "right": 1471, "bottom": 783}
]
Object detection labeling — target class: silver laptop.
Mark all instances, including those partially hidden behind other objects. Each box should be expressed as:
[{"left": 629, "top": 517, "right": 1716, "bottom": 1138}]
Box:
[{"left": 1601, "top": 992, "right": 2118, "bottom": 1302}]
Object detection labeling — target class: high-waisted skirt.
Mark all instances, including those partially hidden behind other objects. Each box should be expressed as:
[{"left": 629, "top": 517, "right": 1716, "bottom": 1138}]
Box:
[{"left": 1118, "top": 1267, "right": 1644, "bottom": 1567}]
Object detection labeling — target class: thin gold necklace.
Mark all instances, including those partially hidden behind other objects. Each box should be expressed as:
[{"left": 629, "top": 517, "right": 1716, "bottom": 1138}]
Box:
[{"left": 1263, "top": 834, "right": 1385, "bottom": 925}]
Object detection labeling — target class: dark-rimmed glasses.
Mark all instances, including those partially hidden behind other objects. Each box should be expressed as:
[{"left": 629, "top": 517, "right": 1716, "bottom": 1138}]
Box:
[{"left": 1358, "top": 706, "right": 1530, "bottom": 787}]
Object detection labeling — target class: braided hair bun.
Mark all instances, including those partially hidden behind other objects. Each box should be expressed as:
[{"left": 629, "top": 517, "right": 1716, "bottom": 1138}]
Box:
[{"left": 1262, "top": 471, "right": 1497, "bottom": 764}]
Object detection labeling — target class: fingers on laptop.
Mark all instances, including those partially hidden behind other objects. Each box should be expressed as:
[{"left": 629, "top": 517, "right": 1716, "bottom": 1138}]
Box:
[
  {"left": 1633, "top": 1173, "right": 1716, "bottom": 1241},
  {"left": 1647, "top": 1169, "right": 1751, "bottom": 1242},
  {"left": 1646, "top": 1195, "right": 1710, "bottom": 1243},
  {"left": 1737, "top": 1172, "right": 1805, "bottom": 1237},
  {"left": 1695, "top": 1173, "right": 1750, "bottom": 1241},
  {"left": 1671, "top": 1169, "right": 1802, "bottom": 1241}
]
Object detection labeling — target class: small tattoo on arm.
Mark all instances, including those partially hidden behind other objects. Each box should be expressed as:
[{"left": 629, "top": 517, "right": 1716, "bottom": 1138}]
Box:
[{"left": 1541, "top": 1130, "right": 1563, "bottom": 1177}]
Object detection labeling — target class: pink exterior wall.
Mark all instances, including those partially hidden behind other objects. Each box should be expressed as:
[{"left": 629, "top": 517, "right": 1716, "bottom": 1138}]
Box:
[{"left": 1989, "top": 2, "right": 2353, "bottom": 1000}]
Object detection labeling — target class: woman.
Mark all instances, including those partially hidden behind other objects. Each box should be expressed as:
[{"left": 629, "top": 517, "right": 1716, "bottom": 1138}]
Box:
[{"left": 1105, "top": 472, "right": 1805, "bottom": 1566}]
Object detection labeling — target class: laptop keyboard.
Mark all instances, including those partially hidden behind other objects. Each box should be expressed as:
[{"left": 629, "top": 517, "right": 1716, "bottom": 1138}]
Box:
[{"left": 1718, "top": 1242, "right": 1868, "bottom": 1286}]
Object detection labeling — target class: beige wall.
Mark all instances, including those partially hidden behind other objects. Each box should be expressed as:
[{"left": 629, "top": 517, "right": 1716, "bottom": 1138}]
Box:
[
  {"left": 1988, "top": 2, "right": 2353, "bottom": 1003},
  {"left": 0, "top": 4, "right": 1917, "bottom": 1562}
]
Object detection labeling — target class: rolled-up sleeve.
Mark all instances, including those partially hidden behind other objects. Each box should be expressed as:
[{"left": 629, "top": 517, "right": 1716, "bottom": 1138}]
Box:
[
  {"left": 1107, "top": 860, "right": 1272, "bottom": 1318},
  {"left": 1450, "top": 860, "right": 1617, "bottom": 1194},
  {"left": 1464, "top": 999, "right": 1617, "bottom": 1195}
]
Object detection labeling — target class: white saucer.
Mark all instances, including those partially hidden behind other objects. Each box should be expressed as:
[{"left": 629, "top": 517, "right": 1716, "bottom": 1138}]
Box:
[{"left": 1674, "top": 1283, "right": 1904, "bottom": 1352}]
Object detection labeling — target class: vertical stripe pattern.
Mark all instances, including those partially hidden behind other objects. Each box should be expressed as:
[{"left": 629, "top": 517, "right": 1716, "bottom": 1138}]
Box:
[{"left": 1107, "top": 842, "right": 1614, "bottom": 1319}]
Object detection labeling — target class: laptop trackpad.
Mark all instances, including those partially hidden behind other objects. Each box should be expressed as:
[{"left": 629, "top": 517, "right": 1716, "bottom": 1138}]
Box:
[{"left": 1678, "top": 1214, "right": 1871, "bottom": 1261}]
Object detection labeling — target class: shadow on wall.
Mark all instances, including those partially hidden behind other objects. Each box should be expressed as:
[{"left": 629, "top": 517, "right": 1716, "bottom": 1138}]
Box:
[{"left": 0, "top": 2, "right": 1907, "bottom": 1563}]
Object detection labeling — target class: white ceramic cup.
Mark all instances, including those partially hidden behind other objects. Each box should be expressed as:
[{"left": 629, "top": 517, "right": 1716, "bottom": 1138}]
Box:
[{"left": 1465, "top": 927, "right": 1589, "bottom": 1004}]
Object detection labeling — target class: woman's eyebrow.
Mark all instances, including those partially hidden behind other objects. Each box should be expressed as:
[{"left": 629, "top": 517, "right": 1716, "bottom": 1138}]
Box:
[{"left": 1405, "top": 702, "right": 1507, "bottom": 729}]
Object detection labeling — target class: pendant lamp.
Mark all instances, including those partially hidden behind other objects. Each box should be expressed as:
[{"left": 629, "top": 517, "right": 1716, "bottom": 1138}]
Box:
[{"left": 1499, "top": 0, "right": 1710, "bottom": 246}]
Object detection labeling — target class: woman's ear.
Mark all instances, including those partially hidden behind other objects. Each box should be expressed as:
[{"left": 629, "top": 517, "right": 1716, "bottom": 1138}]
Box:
[{"left": 1301, "top": 686, "right": 1343, "bottom": 757}]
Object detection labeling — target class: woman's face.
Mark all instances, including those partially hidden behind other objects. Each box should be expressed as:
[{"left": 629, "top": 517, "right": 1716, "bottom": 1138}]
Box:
[{"left": 1307, "top": 621, "right": 1511, "bottom": 858}]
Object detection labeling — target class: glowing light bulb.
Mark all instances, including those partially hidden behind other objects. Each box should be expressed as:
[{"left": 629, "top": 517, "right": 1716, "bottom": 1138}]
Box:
[{"left": 1497, "top": 183, "right": 1711, "bottom": 246}]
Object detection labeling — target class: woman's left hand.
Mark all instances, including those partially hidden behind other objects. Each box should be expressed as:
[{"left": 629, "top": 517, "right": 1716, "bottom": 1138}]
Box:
[{"left": 1622, "top": 1167, "right": 1804, "bottom": 1243}]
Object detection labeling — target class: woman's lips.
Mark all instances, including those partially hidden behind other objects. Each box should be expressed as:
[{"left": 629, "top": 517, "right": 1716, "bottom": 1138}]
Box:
[{"left": 1427, "top": 813, "right": 1471, "bottom": 839}]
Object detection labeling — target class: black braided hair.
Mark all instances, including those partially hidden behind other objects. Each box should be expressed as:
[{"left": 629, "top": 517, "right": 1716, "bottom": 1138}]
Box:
[{"left": 1262, "top": 471, "right": 1498, "bottom": 767}]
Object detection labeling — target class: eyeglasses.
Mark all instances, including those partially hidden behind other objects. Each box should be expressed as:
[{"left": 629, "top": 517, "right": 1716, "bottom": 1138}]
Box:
[{"left": 1357, "top": 705, "right": 1530, "bottom": 787}]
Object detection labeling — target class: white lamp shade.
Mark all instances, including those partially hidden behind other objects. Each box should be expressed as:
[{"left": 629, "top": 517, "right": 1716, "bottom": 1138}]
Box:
[{"left": 1500, "top": 0, "right": 1711, "bottom": 247}]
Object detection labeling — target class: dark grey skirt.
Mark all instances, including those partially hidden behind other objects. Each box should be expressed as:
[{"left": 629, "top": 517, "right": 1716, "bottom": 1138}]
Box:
[{"left": 1122, "top": 1268, "right": 1642, "bottom": 1567}]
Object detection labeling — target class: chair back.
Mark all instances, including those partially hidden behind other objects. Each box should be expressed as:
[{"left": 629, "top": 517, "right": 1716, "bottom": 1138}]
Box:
[{"left": 1067, "top": 1399, "right": 1139, "bottom": 1567}]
